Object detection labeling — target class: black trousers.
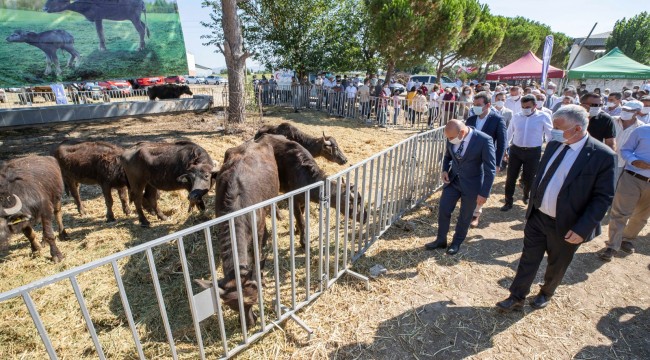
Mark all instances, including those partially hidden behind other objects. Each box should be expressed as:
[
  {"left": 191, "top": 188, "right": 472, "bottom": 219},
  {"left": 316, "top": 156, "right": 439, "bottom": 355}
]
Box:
[
  {"left": 509, "top": 208, "right": 580, "bottom": 300},
  {"left": 504, "top": 145, "right": 542, "bottom": 204}
]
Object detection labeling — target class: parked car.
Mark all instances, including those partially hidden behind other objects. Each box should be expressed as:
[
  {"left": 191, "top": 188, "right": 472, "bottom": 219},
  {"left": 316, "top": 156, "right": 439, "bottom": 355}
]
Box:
[
  {"left": 389, "top": 82, "right": 406, "bottom": 95},
  {"left": 408, "top": 75, "right": 459, "bottom": 90},
  {"left": 186, "top": 76, "right": 207, "bottom": 85},
  {"left": 98, "top": 80, "right": 132, "bottom": 96},
  {"left": 164, "top": 75, "right": 186, "bottom": 84},
  {"left": 206, "top": 75, "right": 227, "bottom": 85},
  {"left": 134, "top": 76, "right": 164, "bottom": 88}
]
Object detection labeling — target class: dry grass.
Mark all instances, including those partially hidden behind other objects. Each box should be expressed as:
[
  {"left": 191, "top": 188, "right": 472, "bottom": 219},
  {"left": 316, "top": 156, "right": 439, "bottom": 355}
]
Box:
[{"left": 0, "top": 108, "right": 418, "bottom": 359}]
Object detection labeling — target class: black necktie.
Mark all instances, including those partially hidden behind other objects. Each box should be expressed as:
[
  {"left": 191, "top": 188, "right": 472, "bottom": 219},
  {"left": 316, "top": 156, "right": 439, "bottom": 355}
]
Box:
[
  {"left": 533, "top": 145, "right": 571, "bottom": 209},
  {"left": 455, "top": 140, "right": 465, "bottom": 161}
]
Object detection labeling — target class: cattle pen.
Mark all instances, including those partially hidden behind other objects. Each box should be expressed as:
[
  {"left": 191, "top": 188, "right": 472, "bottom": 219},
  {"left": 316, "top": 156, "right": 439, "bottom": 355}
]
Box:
[{"left": 0, "top": 111, "right": 446, "bottom": 359}]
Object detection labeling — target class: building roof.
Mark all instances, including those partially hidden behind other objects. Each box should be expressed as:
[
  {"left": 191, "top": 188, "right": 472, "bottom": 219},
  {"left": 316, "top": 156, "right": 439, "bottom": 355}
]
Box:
[
  {"left": 572, "top": 31, "right": 611, "bottom": 49},
  {"left": 195, "top": 64, "right": 212, "bottom": 70}
]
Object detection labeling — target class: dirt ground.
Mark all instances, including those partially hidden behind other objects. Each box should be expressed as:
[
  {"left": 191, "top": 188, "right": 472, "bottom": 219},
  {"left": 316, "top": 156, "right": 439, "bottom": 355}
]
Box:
[{"left": 0, "top": 109, "right": 648, "bottom": 359}]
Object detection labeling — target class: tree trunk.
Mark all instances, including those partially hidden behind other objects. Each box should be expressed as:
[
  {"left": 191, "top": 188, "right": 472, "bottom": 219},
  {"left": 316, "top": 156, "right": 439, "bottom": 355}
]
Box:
[
  {"left": 436, "top": 58, "right": 445, "bottom": 85},
  {"left": 221, "top": 0, "right": 249, "bottom": 123},
  {"left": 383, "top": 60, "right": 395, "bottom": 88}
]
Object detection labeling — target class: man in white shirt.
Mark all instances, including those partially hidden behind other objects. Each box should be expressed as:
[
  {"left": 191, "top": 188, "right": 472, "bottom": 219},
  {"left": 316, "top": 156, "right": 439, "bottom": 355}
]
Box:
[
  {"left": 493, "top": 92, "right": 513, "bottom": 128},
  {"left": 358, "top": 79, "right": 371, "bottom": 120},
  {"left": 604, "top": 92, "right": 623, "bottom": 117},
  {"left": 502, "top": 95, "right": 553, "bottom": 211},
  {"left": 544, "top": 82, "right": 561, "bottom": 109},
  {"left": 642, "top": 80, "right": 650, "bottom": 92},
  {"left": 637, "top": 95, "right": 650, "bottom": 123},
  {"left": 535, "top": 93, "right": 553, "bottom": 116},
  {"left": 406, "top": 78, "right": 415, "bottom": 92},
  {"left": 612, "top": 101, "right": 645, "bottom": 179},
  {"left": 345, "top": 83, "right": 358, "bottom": 117},
  {"left": 505, "top": 86, "right": 522, "bottom": 115}
]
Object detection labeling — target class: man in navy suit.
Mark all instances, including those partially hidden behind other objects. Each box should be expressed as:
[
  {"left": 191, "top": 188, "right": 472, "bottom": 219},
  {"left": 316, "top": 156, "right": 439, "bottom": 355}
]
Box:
[
  {"left": 497, "top": 105, "right": 616, "bottom": 312},
  {"left": 465, "top": 92, "right": 507, "bottom": 227},
  {"left": 425, "top": 119, "right": 496, "bottom": 255}
]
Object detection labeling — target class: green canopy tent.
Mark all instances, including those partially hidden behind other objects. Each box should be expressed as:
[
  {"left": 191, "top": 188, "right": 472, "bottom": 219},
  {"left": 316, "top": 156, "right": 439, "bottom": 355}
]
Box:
[{"left": 568, "top": 47, "right": 650, "bottom": 80}]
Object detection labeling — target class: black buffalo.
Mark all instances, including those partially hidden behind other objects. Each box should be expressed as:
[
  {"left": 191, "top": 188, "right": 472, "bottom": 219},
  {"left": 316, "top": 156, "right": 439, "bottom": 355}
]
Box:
[
  {"left": 120, "top": 141, "right": 218, "bottom": 227},
  {"left": 195, "top": 139, "right": 280, "bottom": 327},
  {"left": 255, "top": 122, "right": 348, "bottom": 165},
  {"left": 147, "top": 84, "right": 193, "bottom": 100},
  {"left": 6, "top": 30, "right": 80, "bottom": 76},
  {"left": 43, "top": 0, "right": 149, "bottom": 51},
  {"left": 0, "top": 156, "right": 68, "bottom": 262},
  {"left": 255, "top": 134, "right": 365, "bottom": 248},
  {"left": 52, "top": 140, "right": 130, "bottom": 222}
]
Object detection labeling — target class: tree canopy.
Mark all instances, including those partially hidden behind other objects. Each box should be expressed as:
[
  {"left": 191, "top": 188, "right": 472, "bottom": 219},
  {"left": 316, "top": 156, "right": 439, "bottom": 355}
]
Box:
[{"left": 606, "top": 11, "right": 650, "bottom": 65}]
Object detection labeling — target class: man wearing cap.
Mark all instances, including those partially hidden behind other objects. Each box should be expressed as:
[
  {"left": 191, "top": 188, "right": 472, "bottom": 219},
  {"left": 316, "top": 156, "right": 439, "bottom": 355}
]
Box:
[
  {"left": 612, "top": 101, "right": 646, "bottom": 179},
  {"left": 580, "top": 93, "right": 616, "bottom": 151},
  {"left": 638, "top": 96, "right": 650, "bottom": 124},
  {"left": 604, "top": 92, "right": 623, "bottom": 117},
  {"left": 599, "top": 123, "right": 650, "bottom": 262}
]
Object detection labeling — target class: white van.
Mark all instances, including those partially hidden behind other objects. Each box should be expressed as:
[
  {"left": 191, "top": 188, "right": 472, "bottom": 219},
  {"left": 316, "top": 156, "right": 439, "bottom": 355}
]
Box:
[{"left": 408, "top": 75, "right": 458, "bottom": 90}]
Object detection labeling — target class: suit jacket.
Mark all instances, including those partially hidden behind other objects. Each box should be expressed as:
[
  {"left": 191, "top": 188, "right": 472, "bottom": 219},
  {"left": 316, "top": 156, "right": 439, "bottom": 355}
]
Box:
[
  {"left": 466, "top": 112, "right": 507, "bottom": 165},
  {"left": 526, "top": 136, "right": 616, "bottom": 242},
  {"left": 442, "top": 129, "right": 496, "bottom": 198}
]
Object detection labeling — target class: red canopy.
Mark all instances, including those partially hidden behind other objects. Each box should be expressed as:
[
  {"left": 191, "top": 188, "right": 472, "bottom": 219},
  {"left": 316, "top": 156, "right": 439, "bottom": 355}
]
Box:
[{"left": 486, "top": 51, "right": 565, "bottom": 81}]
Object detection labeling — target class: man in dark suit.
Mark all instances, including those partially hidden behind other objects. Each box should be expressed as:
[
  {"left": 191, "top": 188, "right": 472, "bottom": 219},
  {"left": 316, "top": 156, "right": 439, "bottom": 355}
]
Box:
[
  {"left": 497, "top": 105, "right": 616, "bottom": 312},
  {"left": 425, "top": 119, "right": 496, "bottom": 255},
  {"left": 465, "top": 92, "right": 507, "bottom": 227}
]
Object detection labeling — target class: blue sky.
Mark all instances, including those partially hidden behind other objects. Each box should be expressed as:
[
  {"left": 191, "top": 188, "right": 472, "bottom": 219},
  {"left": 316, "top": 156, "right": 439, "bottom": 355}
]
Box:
[{"left": 177, "top": 1, "right": 650, "bottom": 71}]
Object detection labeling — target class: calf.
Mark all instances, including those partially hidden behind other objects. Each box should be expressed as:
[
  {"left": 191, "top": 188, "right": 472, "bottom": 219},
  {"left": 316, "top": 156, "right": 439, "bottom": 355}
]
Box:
[
  {"left": 120, "top": 141, "right": 218, "bottom": 227},
  {"left": 52, "top": 140, "right": 130, "bottom": 222},
  {"left": 255, "top": 134, "right": 365, "bottom": 248},
  {"left": 254, "top": 122, "right": 348, "bottom": 164},
  {"left": 147, "top": 84, "right": 193, "bottom": 100},
  {"left": 195, "top": 140, "right": 279, "bottom": 327},
  {"left": 6, "top": 30, "right": 80, "bottom": 76},
  {"left": 0, "top": 156, "right": 68, "bottom": 262}
]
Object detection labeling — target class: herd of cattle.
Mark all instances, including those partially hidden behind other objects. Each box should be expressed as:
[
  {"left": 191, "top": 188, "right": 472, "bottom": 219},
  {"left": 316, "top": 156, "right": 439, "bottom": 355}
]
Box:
[{"left": 0, "top": 122, "right": 361, "bottom": 325}]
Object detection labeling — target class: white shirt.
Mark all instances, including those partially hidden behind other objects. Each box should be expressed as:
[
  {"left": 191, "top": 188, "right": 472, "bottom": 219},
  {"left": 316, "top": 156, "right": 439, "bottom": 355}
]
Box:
[
  {"left": 358, "top": 85, "right": 370, "bottom": 102},
  {"left": 452, "top": 128, "right": 473, "bottom": 157},
  {"left": 429, "top": 92, "right": 439, "bottom": 107},
  {"left": 539, "top": 107, "right": 553, "bottom": 117},
  {"left": 475, "top": 113, "right": 489, "bottom": 131},
  {"left": 614, "top": 117, "right": 645, "bottom": 168},
  {"left": 506, "top": 110, "right": 553, "bottom": 147},
  {"left": 505, "top": 96, "right": 522, "bottom": 114},
  {"left": 345, "top": 86, "right": 357, "bottom": 98},
  {"left": 539, "top": 135, "right": 589, "bottom": 218},
  {"left": 638, "top": 113, "right": 650, "bottom": 124}
]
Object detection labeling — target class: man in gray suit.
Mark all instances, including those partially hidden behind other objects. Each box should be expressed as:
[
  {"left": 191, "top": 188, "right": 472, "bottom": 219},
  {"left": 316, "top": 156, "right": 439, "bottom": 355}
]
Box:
[{"left": 425, "top": 120, "right": 496, "bottom": 255}]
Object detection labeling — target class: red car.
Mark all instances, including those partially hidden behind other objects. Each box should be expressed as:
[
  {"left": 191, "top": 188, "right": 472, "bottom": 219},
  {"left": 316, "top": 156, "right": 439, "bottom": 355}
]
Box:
[
  {"left": 164, "top": 75, "right": 186, "bottom": 84},
  {"left": 98, "top": 80, "right": 132, "bottom": 95},
  {"left": 135, "top": 76, "right": 164, "bottom": 88}
]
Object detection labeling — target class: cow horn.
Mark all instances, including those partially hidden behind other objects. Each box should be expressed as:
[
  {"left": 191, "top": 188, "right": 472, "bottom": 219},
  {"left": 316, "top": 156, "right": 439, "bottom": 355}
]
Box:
[
  {"left": 324, "top": 140, "right": 332, "bottom": 146},
  {"left": 3, "top": 195, "right": 22, "bottom": 216}
]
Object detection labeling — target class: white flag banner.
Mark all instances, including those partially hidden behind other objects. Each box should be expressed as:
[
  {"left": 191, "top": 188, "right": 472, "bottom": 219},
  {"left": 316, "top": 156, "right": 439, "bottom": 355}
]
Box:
[{"left": 541, "top": 35, "right": 554, "bottom": 88}]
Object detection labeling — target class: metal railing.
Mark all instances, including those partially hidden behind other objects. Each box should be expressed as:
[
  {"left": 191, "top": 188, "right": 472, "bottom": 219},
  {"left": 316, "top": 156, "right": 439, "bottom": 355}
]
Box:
[
  {"left": 0, "top": 127, "right": 447, "bottom": 359},
  {"left": 255, "top": 85, "right": 473, "bottom": 129}
]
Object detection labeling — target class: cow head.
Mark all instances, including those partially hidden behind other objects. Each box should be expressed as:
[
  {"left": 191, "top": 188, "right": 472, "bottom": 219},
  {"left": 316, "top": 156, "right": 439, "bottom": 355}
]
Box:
[
  {"left": 6, "top": 30, "right": 31, "bottom": 43},
  {"left": 177, "top": 161, "right": 219, "bottom": 212},
  {"left": 42, "top": 0, "right": 70, "bottom": 13},
  {"left": 194, "top": 268, "right": 259, "bottom": 327},
  {"left": 180, "top": 85, "right": 193, "bottom": 96},
  {"left": 321, "top": 133, "right": 348, "bottom": 165},
  {"left": 332, "top": 180, "right": 367, "bottom": 224},
  {"left": 0, "top": 194, "right": 29, "bottom": 250}
]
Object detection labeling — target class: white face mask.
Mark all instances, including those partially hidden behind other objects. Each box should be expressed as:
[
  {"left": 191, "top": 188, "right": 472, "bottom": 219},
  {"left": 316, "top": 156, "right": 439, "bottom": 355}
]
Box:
[
  {"left": 641, "top": 106, "right": 650, "bottom": 115},
  {"left": 511, "top": 95, "right": 520, "bottom": 101},
  {"left": 546, "top": 89, "right": 554, "bottom": 95},
  {"left": 606, "top": 102, "right": 617, "bottom": 108},
  {"left": 464, "top": 90, "right": 471, "bottom": 95},
  {"left": 589, "top": 107, "right": 601, "bottom": 117},
  {"left": 620, "top": 111, "right": 634, "bottom": 121},
  {"left": 522, "top": 108, "right": 534, "bottom": 116},
  {"left": 449, "top": 135, "right": 462, "bottom": 145},
  {"left": 536, "top": 100, "right": 544, "bottom": 109},
  {"left": 472, "top": 105, "right": 484, "bottom": 115},
  {"left": 494, "top": 100, "right": 505, "bottom": 108}
]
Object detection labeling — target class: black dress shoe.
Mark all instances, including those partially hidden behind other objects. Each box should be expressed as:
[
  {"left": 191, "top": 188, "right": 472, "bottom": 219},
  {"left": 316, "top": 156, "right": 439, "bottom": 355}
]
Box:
[
  {"left": 522, "top": 197, "right": 529, "bottom": 205},
  {"left": 446, "top": 244, "right": 460, "bottom": 255},
  {"left": 500, "top": 203, "right": 513, "bottom": 211},
  {"left": 496, "top": 296, "right": 524, "bottom": 312},
  {"left": 425, "top": 240, "right": 447, "bottom": 250},
  {"left": 530, "top": 292, "right": 551, "bottom": 310}
]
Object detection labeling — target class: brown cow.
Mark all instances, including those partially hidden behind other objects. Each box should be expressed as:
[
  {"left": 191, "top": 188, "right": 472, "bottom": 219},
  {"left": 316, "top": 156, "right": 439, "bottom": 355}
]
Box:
[
  {"left": 254, "top": 122, "right": 348, "bottom": 164},
  {"left": 120, "top": 141, "right": 218, "bottom": 227},
  {"left": 52, "top": 140, "right": 130, "bottom": 222},
  {"left": 195, "top": 139, "right": 279, "bottom": 327},
  {"left": 0, "top": 156, "right": 67, "bottom": 262},
  {"left": 255, "top": 134, "right": 365, "bottom": 248}
]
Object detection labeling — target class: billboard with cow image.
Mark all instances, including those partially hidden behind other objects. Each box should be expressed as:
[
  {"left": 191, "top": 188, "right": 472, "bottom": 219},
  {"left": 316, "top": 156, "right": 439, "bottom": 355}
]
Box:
[{"left": 0, "top": 0, "right": 188, "bottom": 87}]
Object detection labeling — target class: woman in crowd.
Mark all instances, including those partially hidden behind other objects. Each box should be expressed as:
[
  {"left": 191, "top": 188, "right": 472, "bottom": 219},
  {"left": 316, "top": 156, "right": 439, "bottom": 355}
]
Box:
[
  {"left": 412, "top": 89, "right": 428, "bottom": 126},
  {"left": 428, "top": 84, "right": 440, "bottom": 128},
  {"left": 406, "top": 86, "right": 417, "bottom": 124}
]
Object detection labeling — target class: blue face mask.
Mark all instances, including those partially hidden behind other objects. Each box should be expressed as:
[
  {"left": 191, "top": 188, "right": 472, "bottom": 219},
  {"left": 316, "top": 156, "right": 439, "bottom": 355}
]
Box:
[{"left": 550, "top": 129, "right": 566, "bottom": 143}]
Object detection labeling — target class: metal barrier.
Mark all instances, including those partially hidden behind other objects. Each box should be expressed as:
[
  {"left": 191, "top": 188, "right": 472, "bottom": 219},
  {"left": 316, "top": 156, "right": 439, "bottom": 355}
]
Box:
[
  {"left": 257, "top": 85, "right": 473, "bottom": 130},
  {"left": 0, "top": 127, "right": 447, "bottom": 359}
]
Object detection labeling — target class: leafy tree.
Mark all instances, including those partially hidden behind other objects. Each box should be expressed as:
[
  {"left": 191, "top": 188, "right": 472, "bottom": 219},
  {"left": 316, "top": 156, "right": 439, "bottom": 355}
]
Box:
[
  {"left": 430, "top": 0, "right": 483, "bottom": 81},
  {"left": 606, "top": 12, "right": 650, "bottom": 65},
  {"left": 490, "top": 17, "right": 548, "bottom": 66}
]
